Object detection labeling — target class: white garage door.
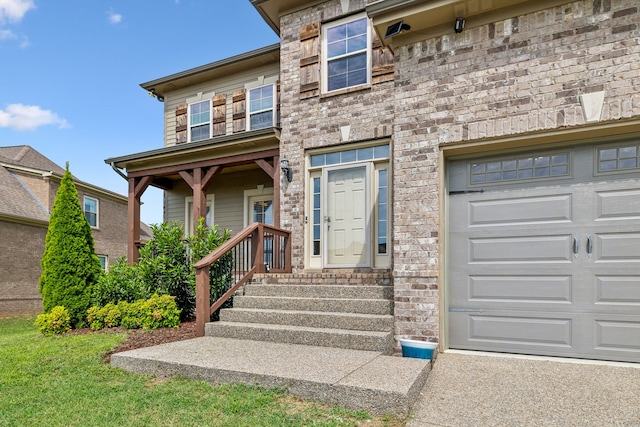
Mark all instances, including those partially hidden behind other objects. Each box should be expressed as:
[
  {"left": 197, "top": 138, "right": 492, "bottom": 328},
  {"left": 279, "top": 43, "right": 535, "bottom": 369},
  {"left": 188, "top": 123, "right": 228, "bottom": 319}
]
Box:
[{"left": 448, "top": 141, "right": 640, "bottom": 363}]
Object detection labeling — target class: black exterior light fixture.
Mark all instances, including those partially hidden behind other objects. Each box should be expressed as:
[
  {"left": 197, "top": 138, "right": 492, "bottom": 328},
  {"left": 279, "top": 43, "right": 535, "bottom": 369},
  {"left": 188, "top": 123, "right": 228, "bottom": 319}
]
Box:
[
  {"left": 384, "top": 20, "right": 411, "bottom": 38},
  {"left": 454, "top": 17, "right": 466, "bottom": 33},
  {"left": 148, "top": 88, "right": 164, "bottom": 102},
  {"left": 280, "top": 157, "right": 293, "bottom": 182}
]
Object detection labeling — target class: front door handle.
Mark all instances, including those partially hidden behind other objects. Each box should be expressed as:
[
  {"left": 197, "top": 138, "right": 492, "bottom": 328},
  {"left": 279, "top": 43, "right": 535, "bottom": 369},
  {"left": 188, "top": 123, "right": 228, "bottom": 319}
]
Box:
[
  {"left": 573, "top": 235, "right": 579, "bottom": 257},
  {"left": 586, "top": 235, "right": 593, "bottom": 257}
]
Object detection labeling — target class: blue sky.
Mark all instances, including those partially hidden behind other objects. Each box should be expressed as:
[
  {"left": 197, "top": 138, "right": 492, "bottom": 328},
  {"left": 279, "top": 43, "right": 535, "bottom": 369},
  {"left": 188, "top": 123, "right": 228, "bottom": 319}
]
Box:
[{"left": 0, "top": 0, "right": 279, "bottom": 225}]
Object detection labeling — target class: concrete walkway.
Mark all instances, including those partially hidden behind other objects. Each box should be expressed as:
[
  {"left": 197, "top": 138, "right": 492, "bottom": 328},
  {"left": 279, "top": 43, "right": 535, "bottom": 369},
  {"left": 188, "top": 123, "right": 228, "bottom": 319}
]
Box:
[
  {"left": 111, "top": 336, "right": 431, "bottom": 416},
  {"left": 407, "top": 351, "right": 640, "bottom": 427}
]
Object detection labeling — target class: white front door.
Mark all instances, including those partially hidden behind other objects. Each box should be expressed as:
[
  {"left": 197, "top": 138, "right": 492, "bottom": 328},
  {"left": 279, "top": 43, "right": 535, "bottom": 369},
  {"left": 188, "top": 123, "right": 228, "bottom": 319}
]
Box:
[{"left": 325, "top": 165, "right": 370, "bottom": 267}]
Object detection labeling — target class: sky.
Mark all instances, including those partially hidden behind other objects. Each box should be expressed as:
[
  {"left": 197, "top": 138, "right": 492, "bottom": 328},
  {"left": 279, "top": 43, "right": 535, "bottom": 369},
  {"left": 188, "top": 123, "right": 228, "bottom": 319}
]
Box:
[{"left": 0, "top": 0, "right": 279, "bottom": 225}]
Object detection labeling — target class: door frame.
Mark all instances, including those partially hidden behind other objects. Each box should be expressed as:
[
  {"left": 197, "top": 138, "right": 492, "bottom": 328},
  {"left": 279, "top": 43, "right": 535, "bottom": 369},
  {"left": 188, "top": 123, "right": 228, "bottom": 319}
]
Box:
[
  {"left": 323, "top": 163, "right": 371, "bottom": 268},
  {"left": 243, "top": 186, "right": 274, "bottom": 227}
]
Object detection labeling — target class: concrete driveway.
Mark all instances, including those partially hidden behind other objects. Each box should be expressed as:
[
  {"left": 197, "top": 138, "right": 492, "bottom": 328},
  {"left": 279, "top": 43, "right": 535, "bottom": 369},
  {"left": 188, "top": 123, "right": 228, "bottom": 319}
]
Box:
[{"left": 407, "top": 351, "right": 640, "bottom": 427}]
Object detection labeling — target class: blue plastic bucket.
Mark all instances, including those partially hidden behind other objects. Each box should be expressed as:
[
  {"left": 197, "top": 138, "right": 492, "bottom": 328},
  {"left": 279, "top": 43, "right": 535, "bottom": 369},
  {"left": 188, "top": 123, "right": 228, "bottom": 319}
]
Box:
[{"left": 399, "top": 339, "right": 437, "bottom": 360}]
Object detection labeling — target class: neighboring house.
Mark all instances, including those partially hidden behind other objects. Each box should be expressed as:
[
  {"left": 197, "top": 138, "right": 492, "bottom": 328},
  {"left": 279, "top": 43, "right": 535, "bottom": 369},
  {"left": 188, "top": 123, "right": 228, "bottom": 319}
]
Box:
[
  {"left": 0, "top": 146, "right": 136, "bottom": 316},
  {"left": 106, "top": 0, "right": 640, "bottom": 363}
]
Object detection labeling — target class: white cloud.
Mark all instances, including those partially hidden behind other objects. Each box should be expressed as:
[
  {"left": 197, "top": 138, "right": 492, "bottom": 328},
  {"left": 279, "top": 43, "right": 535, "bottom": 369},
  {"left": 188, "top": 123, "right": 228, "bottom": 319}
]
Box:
[
  {"left": 0, "top": 104, "right": 70, "bottom": 131},
  {"left": 107, "top": 11, "right": 122, "bottom": 24},
  {"left": 0, "top": 0, "right": 35, "bottom": 24},
  {"left": 0, "top": 28, "right": 15, "bottom": 39}
]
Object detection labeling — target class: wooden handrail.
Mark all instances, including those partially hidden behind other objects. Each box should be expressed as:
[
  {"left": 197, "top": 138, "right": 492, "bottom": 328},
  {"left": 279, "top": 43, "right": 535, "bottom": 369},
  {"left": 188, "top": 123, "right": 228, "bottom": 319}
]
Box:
[{"left": 194, "top": 222, "right": 291, "bottom": 336}]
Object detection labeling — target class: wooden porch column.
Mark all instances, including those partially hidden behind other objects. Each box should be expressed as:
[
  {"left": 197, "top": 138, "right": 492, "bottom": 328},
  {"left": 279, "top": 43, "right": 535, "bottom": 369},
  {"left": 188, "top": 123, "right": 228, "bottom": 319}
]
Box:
[
  {"left": 255, "top": 156, "right": 281, "bottom": 227},
  {"left": 179, "top": 166, "right": 221, "bottom": 230},
  {"left": 127, "top": 176, "right": 153, "bottom": 265}
]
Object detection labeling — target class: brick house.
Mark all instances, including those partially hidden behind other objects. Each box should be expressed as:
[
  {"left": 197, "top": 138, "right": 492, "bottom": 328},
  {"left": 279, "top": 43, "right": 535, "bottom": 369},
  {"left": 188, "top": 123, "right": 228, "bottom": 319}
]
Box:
[
  {"left": 0, "top": 146, "right": 139, "bottom": 316},
  {"left": 106, "top": 0, "right": 640, "bottom": 363}
]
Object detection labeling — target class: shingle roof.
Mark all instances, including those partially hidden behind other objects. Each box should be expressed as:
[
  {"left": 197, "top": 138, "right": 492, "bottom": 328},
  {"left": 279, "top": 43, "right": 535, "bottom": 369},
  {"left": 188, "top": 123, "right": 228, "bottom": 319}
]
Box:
[
  {"left": 0, "top": 145, "right": 65, "bottom": 174},
  {"left": 0, "top": 163, "right": 49, "bottom": 222}
]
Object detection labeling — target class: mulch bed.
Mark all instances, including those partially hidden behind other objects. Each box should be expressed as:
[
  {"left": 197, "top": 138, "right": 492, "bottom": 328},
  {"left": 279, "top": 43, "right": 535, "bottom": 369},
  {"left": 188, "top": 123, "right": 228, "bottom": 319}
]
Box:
[{"left": 68, "top": 321, "right": 198, "bottom": 363}]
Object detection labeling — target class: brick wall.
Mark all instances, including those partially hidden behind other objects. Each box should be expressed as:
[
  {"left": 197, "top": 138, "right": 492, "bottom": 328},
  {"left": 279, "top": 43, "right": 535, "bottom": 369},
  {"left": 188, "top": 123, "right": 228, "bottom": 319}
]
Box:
[
  {"left": 278, "top": 0, "right": 395, "bottom": 271},
  {"left": 77, "top": 189, "right": 128, "bottom": 267},
  {"left": 391, "top": 0, "right": 640, "bottom": 340},
  {"left": 0, "top": 220, "right": 46, "bottom": 315}
]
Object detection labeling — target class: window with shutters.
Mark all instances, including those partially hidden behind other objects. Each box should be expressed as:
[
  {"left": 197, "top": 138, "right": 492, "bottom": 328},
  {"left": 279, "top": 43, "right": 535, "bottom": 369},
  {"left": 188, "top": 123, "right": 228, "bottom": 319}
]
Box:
[
  {"left": 189, "top": 100, "right": 211, "bottom": 142},
  {"left": 248, "top": 84, "right": 275, "bottom": 130},
  {"left": 322, "top": 14, "right": 370, "bottom": 92}
]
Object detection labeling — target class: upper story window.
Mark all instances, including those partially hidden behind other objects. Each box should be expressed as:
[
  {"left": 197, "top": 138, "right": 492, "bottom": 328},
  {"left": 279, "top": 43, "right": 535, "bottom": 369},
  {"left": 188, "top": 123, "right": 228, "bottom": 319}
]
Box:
[
  {"left": 323, "top": 14, "right": 370, "bottom": 92},
  {"left": 248, "top": 84, "right": 275, "bottom": 130},
  {"left": 84, "top": 196, "right": 98, "bottom": 228},
  {"left": 189, "top": 100, "right": 211, "bottom": 142}
]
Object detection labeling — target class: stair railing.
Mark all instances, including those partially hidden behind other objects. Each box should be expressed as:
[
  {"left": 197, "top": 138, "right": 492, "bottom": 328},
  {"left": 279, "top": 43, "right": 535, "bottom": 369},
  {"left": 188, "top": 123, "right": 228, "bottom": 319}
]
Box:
[{"left": 193, "top": 222, "right": 291, "bottom": 337}]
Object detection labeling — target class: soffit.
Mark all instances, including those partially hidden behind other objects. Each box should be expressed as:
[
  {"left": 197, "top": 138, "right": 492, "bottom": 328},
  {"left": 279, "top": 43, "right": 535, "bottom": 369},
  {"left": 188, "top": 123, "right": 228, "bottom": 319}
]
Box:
[
  {"left": 140, "top": 44, "right": 280, "bottom": 98},
  {"left": 367, "top": 0, "right": 569, "bottom": 47},
  {"left": 251, "top": 0, "right": 326, "bottom": 34}
]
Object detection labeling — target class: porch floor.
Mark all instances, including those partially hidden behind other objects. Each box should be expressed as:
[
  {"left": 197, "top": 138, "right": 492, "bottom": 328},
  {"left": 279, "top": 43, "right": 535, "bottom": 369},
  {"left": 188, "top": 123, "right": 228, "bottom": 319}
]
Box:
[{"left": 111, "top": 336, "right": 431, "bottom": 416}]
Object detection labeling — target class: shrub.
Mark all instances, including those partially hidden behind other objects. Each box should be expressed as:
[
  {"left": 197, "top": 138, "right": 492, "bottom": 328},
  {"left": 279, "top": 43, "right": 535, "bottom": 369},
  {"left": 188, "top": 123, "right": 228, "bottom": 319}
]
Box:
[
  {"left": 39, "top": 164, "right": 103, "bottom": 328},
  {"left": 87, "top": 295, "right": 180, "bottom": 330},
  {"left": 35, "top": 306, "right": 71, "bottom": 336},
  {"left": 91, "top": 220, "right": 231, "bottom": 322},
  {"left": 92, "top": 257, "right": 148, "bottom": 307},
  {"left": 86, "top": 303, "right": 121, "bottom": 330}
]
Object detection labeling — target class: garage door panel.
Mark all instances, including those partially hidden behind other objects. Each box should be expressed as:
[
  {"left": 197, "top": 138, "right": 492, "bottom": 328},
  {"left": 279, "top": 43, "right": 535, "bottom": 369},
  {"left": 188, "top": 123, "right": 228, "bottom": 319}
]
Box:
[
  {"left": 469, "top": 235, "right": 573, "bottom": 263},
  {"left": 594, "top": 318, "right": 640, "bottom": 357},
  {"left": 596, "top": 233, "right": 640, "bottom": 262},
  {"left": 595, "top": 188, "right": 640, "bottom": 220},
  {"left": 595, "top": 275, "right": 640, "bottom": 306},
  {"left": 468, "top": 275, "right": 573, "bottom": 303},
  {"left": 468, "top": 194, "right": 573, "bottom": 227},
  {"left": 449, "top": 312, "right": 574, "bottom": 348}
]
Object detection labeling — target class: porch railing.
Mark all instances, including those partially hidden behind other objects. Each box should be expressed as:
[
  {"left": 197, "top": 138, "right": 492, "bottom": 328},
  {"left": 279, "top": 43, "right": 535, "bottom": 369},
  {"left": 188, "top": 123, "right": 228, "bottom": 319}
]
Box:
[{"left": 193, "top": 222, "right": 291, "bottom": 337}]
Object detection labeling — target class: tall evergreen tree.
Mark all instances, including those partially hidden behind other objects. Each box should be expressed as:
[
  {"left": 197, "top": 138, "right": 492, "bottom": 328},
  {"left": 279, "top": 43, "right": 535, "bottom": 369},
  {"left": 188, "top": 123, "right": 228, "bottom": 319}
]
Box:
[{"left": 39, "top": 164, "right": 102, "bottom": 327}]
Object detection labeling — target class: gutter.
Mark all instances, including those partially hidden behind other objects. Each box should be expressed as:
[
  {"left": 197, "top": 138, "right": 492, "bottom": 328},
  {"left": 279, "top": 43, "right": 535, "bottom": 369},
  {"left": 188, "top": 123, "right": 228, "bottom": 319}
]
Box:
[{"left": 110, "top": 162, "right": 128, "bottom": 181}]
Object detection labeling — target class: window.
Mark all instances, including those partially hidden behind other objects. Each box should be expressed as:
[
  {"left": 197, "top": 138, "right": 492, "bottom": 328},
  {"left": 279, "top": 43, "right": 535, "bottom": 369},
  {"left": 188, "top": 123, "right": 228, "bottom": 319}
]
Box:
[
  {"left": 470, "top": 153, "right": 570, "bottom": 184},
  {"left": 97, "top": 255, "right": 108, "bottom": 271},
  {"left": 189, "top": 100, "right": 211, "bottom": 142},
  {"left": 185, "top": 195, "right": 214, "bottom": 235},
  {"left": 84, "top": 196, "right": 98, "bottom": 228},
  {"left": 377, "top": 169, "right": 388, "bottom": 255},
  {"left": 323, "top": 15, "right": 370, "bottom": 92},
  {"left": 598, "top": 144, "right": 640, "bottom": 172},
  {"left": 248, "top": 84, "right": 274, "bottom": 130}
]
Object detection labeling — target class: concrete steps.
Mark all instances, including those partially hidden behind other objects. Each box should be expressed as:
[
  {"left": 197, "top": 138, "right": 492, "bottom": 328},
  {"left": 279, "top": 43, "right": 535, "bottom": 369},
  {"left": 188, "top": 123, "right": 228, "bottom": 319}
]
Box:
[
  {"left": 206, "top": 283, "right": 395, "bottom": 353},
  {"left": 110, "top": 275, "right": 432, "bottom": 416}
]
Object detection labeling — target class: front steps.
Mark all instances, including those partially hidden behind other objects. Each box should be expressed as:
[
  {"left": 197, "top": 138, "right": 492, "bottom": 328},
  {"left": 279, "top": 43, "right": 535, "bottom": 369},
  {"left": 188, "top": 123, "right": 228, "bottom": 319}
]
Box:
[
  {"left": 111, "top": 273, "right": 433, "bottom": 416},
  {"left": 206, "top": 282, "right": 395, "bottom": 353}
]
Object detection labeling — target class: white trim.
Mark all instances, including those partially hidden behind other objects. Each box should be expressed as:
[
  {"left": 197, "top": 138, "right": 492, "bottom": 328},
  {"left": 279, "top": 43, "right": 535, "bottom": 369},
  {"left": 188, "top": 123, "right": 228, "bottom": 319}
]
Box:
[
  {"left": 246, "top": 82, "right": 277, "bottom": 131},
  {"left": 243, "top": 186, "right": 274, "bottom": 227},
  {"left": 97, "top": 255, "right": 108, "bottom": 271},
  {"left": 186, "top": 91, "right": 215, "bottom": 142},
  {"left": 83, "top": 196, "right": 99, "bottom": 229},
  {"left": 321, "top": 13, "right": 371, "bottom": 94},
  {"left": 184, "top": 194, "right": 214, "bottom": 235}
]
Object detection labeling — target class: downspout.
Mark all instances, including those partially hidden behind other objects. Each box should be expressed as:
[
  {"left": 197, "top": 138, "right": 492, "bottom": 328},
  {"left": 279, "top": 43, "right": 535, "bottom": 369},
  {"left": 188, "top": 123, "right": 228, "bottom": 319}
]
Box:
[{"left": 110, "top": 162, "right": 128, "bottom": 180}]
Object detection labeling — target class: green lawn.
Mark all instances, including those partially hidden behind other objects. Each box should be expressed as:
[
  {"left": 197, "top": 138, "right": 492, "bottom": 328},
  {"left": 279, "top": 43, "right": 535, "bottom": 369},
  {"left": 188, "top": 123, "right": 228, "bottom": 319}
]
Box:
[{"left": 0, "top": 316, "right": 402, "bottom": 427}]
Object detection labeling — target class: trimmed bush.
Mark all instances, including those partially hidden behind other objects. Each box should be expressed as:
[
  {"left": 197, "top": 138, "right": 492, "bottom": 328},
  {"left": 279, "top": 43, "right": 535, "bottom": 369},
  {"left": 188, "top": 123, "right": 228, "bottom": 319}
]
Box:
[
  {"left": 35, "top": 306, "right": 71, "bottom": 336},
  {"left": 87, "top": 294, "right": 180, "bottom": 330},
  {"left": 39, "top": 164, "right": 103, "bottom": 328}
]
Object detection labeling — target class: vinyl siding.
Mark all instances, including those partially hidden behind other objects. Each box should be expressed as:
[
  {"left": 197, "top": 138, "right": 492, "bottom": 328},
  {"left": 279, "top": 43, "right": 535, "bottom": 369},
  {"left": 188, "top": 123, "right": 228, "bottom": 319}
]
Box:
[
  {"left": 165, "top": 167, "right": 273, "bottom": 235},
  {"left": 163, "top": 63, "right": 280, "bottom": 147}
]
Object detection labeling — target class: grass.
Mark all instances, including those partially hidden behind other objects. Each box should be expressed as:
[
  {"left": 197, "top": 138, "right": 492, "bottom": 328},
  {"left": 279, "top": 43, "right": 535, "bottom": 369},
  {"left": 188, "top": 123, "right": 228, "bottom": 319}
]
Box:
[{"left": 0, "top": 316, "right": 404, "bottom": 427}]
